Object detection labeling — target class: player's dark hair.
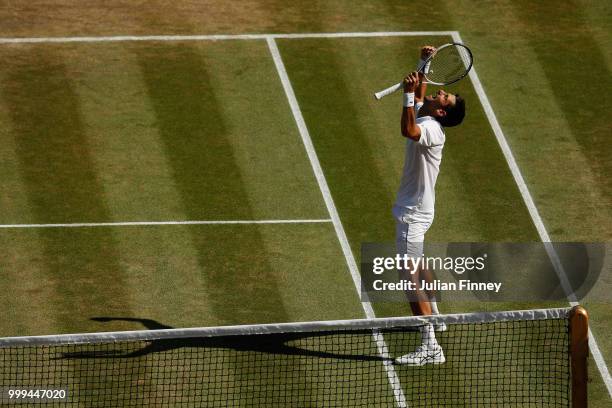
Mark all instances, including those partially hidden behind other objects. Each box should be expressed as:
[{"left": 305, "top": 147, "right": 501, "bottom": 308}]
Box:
[{"left": 439, "top": 95, "right": 465, "bottom": 127}]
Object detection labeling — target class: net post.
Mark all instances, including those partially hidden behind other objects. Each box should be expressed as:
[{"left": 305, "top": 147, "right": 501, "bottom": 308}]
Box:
[{"left": 569, "top": 305, "right": 588, "bottom": 408}]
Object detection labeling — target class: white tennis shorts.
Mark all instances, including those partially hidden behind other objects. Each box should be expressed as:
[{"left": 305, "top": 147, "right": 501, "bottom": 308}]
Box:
[{"left": 393, "top": 205, "right": 434, "bottom": 258}]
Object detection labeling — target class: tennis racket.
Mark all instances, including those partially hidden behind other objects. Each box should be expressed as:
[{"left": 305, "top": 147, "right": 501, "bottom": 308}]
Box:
[{"left": 374, "top": 43, "right": 473, "bottom": 100}]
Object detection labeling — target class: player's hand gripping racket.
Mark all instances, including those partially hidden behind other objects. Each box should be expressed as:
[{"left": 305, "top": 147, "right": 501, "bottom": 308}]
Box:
[{"left": 374, "top": 43, "right": 473, "bottom": 100}]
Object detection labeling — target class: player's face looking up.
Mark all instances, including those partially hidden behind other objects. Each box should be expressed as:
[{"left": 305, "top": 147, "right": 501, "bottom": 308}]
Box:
[
  {"left": 425, "top": 90, "right": 455, "bottom": 109},
  {"left": 423, "top": 90, "right": 456, "bottom": 119}
]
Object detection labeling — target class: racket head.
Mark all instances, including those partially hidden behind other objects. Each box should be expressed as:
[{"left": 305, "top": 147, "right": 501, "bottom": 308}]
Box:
[{"left": 421, "top": 43, "right": 473, "bottom": 86}]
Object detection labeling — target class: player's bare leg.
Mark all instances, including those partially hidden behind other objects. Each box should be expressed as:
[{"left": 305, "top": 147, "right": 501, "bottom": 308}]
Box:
[
  {"left": 419, "top": 266, "right": 446, "bottom": 331},
  {"left": 406, "top": 266, "right": 433, "bottom": 315},
  {"left": 396, "top": 261, "right": 445, "bottom": 365}
]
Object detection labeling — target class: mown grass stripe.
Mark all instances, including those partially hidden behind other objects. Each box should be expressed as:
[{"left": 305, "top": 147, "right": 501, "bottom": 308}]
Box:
[
  {"left": 134, "top": 41, "right": 291, "bottom": 322},
  {"left": 2, "top": 44, "right": 135, "bottom": 403},
  {"left": 510, "top": 2, "right": 612, "bottom": 199},
  {"left": 133, "top": 40, "right": 309, "bottom": 404},
  {"left": 2, "top": 45, "right": 134, "bottom": 328}
]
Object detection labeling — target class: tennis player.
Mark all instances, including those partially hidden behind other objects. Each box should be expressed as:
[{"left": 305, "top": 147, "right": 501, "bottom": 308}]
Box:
[{"left": 394, "top": 46, "right": 466, "bottom": 365}]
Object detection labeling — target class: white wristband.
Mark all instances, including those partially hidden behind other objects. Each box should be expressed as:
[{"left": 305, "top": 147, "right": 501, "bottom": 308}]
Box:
[{"left": 403, "top": 92, "right": 415, "bottom": 108}]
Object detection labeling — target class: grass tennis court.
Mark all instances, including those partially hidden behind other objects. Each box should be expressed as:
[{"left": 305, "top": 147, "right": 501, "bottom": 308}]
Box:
[{"left": 0, "top": 1, "right": 610, "bottom": 406}]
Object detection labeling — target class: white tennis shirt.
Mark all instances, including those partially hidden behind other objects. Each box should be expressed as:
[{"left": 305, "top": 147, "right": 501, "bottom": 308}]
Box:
[{"left": 395, "top": 102, "right": 446, "bottom": 216}]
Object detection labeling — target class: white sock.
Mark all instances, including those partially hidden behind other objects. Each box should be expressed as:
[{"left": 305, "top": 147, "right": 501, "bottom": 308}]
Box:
[
  {"left": 420, "top": 324, "right": 438, "bottom": 348},
  {"left": 430, "top": 300, "right": 440, "bottom": 315}
]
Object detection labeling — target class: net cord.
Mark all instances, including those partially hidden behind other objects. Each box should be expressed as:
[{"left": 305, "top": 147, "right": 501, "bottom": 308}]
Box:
[{"left": 0, "top": 307, "right": 570, "bottom": 347}]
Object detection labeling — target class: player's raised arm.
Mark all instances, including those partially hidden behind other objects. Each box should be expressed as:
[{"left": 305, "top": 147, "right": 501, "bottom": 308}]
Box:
[
  {"left": 415, "top": 45, "right": 435, "bottom": 103},
  {"left": 400, "top": 72, "right": 421, "bottom": 141}
]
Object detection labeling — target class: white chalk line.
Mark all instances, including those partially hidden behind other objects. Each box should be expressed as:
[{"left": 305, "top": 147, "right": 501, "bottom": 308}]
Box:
[
  {"left": 0, "top": 219, "right": 332, "bottom": 229},
  {"left": 0, "top": 31, "right": 455, "bottom": 45}
]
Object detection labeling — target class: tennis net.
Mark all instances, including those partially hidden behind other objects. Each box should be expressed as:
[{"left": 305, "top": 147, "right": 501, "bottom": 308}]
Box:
[{"left": 0, "top": 306, "right": 587, "bottom": 407}]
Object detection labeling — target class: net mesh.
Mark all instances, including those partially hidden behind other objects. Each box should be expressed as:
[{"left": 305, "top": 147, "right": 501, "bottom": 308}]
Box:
[
  {"left": 426, "top": 44, "right": 473, "bottom": 85},
  {"left": 0, "top": 310, "right": 571, "bottom": 407}
]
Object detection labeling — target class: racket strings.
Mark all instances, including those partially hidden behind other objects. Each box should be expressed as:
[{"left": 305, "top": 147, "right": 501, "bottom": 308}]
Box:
[{"left": 426, "top": 45, "right": 472, "bottom": 84}]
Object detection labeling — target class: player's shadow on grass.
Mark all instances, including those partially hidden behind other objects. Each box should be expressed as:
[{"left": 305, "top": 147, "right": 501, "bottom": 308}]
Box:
[{"left": 58, "top": 317, "right": 406, "bottom": 363}]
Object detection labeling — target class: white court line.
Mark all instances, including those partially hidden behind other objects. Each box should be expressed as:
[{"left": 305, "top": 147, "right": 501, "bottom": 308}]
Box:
[
  {"left": 0, "top": 31, "right": 454, "bottom": 44},
  {"left": 0, "top": 219, "right": 332, "bottom": 229},
  {"left": 267, "top": 37, "right": 407, "bottom": 408},
  {"left": 451, "top": 31, "right": 612, "bottom": 397}
]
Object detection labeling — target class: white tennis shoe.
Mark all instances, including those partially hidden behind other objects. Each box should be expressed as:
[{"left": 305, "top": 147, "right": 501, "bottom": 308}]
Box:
[{"left": 394, "top": 344, "right": 445, "bottom": 366}]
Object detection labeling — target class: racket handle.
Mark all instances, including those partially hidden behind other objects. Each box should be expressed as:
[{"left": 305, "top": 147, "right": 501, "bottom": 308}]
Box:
[{"left": 374, "top": 82, "right": 403, "bottom": 100}]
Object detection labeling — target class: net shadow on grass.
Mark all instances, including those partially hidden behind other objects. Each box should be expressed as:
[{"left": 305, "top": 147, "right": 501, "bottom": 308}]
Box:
[{"left": 57, "top": 317, "right": 400, "bottom": 362}]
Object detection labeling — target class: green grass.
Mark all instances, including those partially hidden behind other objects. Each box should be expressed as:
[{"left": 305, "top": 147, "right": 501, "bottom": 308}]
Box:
[
  {"left": 0, "top": 41, "right": 364, "bottom": 335},
  {"left": 0, "top": 1, "right": 610, "bottom": 406}
]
